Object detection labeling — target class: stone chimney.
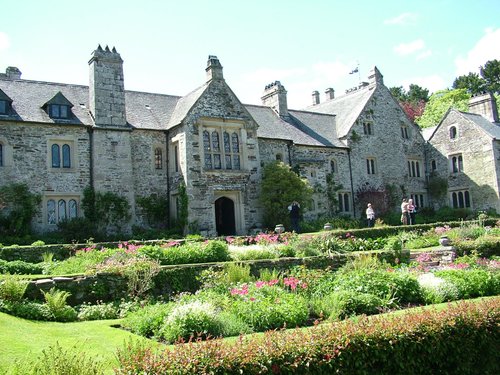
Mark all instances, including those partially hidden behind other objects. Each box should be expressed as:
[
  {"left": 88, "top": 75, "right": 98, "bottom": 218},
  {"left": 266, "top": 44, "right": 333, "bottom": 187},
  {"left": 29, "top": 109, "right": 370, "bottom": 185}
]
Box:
[
  {"left": 206, "top": 55, "right": 223, "bottom": 81},
  {"left": 6, "top": 67, "right": 22, "bottom": 80},
  {"left": 468, "top": 92, "right": 499, "bottom": 123},
  {"left": 261, "top": 81, "right": 288, "bottom": 118},
  {"left": 325, "top": 88, "right": 335, "bottom": 100},
  {"left": 88, "top": 45, "right": 127, "bottom": 127},
  {"left": 368, "top": 66, "right": 384, "bottom": 85},
  {"left": 312, "top": 90, "right": 320, "bottom": 105}
]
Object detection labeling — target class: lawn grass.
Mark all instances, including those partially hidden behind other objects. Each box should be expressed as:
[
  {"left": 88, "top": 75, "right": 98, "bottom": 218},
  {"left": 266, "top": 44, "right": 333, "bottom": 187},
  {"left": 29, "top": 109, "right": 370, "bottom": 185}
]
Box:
[{"left": 0, "top": 313, "right": 154, "bottom": 374}]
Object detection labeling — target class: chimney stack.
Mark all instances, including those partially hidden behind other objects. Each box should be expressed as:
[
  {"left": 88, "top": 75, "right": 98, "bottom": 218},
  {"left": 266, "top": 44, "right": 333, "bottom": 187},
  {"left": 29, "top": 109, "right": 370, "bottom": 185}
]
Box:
[
  {"left": 368, "top": 66, "right": 384, "bottom": 85},
  {"left": 261, "top": 81, "right": 289, "bottom": 118},
  {"left": 206, "top": 55, "right": 224, "bottom": 82},
  {"left": 6, "top": 67, "right": 22, "bottom": 80},
  {"left": 468, "top": 92, "right": 499, "bottom": 123},
  {"left": 325, "top": 88, "right": 335, "bottom": 100},
  {"left": 312, "top": 90, "right": 320, "bottom": 105}
]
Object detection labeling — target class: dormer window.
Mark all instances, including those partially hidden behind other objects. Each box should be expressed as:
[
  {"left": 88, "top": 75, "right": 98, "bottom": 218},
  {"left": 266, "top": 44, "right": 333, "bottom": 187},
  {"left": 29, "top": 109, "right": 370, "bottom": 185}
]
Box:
[
  {"left": 0, "top": 89, "right": 13, "bottom": 115},
  {"left": 49, "top": 104, "right": 70, "bottom": 119},
  {"left": 43, "top": 91, "right": 73, "bottom": 120}
]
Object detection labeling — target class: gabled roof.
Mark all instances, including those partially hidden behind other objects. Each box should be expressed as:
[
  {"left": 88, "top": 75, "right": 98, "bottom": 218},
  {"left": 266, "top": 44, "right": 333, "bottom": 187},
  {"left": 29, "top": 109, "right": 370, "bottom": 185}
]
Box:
[
  {"left": 246, "top": 105, "right": 345, "bottom": 148},
  {"left": 125, "top": 90, "right": 179, "bottom": 130},
  {"left": 421, "top": 126, "right": 437, "bottom": 141},
  {"left": 167, "top": 83, "right": 209, "bottom": 129},
  {"left": 0, "top": 88, "right": 12, "bottom": 102},
  {"left": 43, "top": 91, "right": 74, "bottom": 108},
  {"left": 304, "top": 83, "right": 376, "bottom": 138},
  {"left": 460, "top": 111, "right": 500, "bottom": 140}
]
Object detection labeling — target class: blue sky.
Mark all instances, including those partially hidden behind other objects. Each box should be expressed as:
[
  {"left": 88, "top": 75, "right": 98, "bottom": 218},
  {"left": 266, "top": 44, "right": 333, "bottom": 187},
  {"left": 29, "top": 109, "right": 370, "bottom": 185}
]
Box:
[{"left": 1, "top": 0, "right": 499, "bottom": 108}]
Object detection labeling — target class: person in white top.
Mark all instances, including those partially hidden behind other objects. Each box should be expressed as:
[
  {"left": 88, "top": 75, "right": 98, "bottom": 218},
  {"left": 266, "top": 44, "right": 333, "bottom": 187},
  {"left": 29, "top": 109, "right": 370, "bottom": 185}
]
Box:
[
  {"left": 407, "top": 199, "right": 416, "bottom": 225},
  {"left": 366, "top": 203, "right": 375, "bottom": 227},
  {"left": 401, "top": 199, "right": 409, "bottom": 225}
]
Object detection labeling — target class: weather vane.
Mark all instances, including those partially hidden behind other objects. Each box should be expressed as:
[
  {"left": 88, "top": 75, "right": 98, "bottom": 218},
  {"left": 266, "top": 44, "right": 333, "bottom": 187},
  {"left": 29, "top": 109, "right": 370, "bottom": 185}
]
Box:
[{"left": 349, "top": 61, "right": 360, "bottom": 82}]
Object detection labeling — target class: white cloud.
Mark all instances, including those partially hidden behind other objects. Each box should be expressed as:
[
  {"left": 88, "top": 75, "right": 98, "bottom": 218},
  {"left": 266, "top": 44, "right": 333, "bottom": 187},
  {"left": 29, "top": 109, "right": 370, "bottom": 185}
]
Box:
[
  {"left": 455, "top": 27, "right": 500, "bottom": 75},
  {"left": 416, "top": 50, "right": 432, "bottom": 60},
  {"left": 401, "top": 75, "right": 446, "bottom": 93},
  {"left": 394, "top": 39, "right": 425, "bottom": 56},
  {"left": 0, "top": 32, "right": 10, "bottom": 51},
  {"left": 384, "top": 12, "right": 417, "bottom": 26}
]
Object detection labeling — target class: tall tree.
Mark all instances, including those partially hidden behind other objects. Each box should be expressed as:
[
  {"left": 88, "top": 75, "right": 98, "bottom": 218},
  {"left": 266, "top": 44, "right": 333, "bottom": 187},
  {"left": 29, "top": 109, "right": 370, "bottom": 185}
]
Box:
[
  {"left": 415, "top": 89, "right": 470, "bottom": 128},
  {"left": 389, "top": 86, "right": 407, "bottom": 102},
  {"left": 407, "top": 84, "right": 429, "bottom": 103},
  {"left": 480, "top": 59, "right": 500, "bottom": 94},
  {"left": 453, "top": 72, "right": 486, "bottom": 94},
  {"left": 390, "top": 84, "right": 429, "bottom": 122}
]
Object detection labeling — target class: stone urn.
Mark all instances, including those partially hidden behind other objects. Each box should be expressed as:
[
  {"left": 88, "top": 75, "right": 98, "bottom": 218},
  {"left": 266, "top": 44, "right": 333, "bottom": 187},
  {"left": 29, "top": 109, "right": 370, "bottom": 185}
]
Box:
[
  {"left": 323, "top": 222, "right": 333, "bottom": 231},
  {"left": 275, "top": 224, "right": 285, "bottom": 234},
  {"left": 439, "top": 236, "right": 450, "bottom": 246}
]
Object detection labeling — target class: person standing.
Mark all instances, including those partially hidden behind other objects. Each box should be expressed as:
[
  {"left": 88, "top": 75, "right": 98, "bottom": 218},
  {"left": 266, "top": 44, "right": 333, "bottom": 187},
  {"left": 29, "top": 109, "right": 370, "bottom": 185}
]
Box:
[
  {"left": 408, "top": 199, "right": 416, "bottom": 225},
  {"left": 288, "top": 201, "right": 300, "bottom": 233},
  {"left": 366, "top": 203, "right": 375, "bottom": 227},
  {"left": 400, "top": 199, "right": 409, "bottom": 225}
]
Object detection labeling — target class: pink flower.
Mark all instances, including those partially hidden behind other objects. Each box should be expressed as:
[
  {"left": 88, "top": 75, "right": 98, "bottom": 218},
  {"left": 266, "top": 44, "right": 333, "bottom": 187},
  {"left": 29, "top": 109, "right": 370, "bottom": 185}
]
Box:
[
  {"left": 255, "top": 281, "right": 266, "bottom": 288},
  {"left": 250, "top": 297, "right": 256, "bottom": 302}
]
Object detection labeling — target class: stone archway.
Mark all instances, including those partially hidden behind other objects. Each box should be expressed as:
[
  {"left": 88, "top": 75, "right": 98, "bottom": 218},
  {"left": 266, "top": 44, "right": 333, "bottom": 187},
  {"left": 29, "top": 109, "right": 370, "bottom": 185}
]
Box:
[{"left": 215, "top": 196, "right": 236, "bottom": 236}]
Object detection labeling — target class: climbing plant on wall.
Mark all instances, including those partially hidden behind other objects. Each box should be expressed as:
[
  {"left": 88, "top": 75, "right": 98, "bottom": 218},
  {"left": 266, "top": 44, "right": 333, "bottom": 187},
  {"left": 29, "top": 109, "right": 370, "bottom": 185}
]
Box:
[{"left": 0, "top": 183, "right": 41, "bottom": 236}]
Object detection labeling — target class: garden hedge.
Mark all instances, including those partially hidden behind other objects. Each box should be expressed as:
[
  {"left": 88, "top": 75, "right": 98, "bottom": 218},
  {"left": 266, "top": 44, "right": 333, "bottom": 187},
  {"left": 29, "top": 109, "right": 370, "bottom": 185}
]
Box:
[{"left": 116, "top": 297, "right": 500, "bottom": 374}]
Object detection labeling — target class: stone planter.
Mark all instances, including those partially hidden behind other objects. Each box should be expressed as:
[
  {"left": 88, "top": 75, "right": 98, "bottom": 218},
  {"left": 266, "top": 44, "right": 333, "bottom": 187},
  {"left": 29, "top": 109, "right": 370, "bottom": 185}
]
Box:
[
  {"left": 275, "top": 224, "right": 285, "bottom": 234},
  {"left": 439, "top": 236, "right": 450, "bottom": 246}
]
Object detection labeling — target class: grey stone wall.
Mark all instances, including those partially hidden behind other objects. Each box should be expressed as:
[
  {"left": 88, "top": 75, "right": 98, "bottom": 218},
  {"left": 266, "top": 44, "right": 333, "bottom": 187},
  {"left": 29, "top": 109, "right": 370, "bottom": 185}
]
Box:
[
  {"left": 427, "top": 110, "right": 500, "bottom": 212},
  {"left": 346, "top": 85, "right": 427, "bottom": 216}
]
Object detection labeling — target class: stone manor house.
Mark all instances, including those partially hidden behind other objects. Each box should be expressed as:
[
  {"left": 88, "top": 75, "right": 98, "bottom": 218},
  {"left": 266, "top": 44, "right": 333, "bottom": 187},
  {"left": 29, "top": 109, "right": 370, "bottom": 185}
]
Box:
[{"left": 0, "top": 46, "right": 499, "bottom": 236}]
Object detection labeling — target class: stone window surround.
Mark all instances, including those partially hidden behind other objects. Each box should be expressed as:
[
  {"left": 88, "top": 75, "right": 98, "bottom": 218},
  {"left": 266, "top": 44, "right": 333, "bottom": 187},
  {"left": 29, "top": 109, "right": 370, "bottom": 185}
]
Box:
[
  {"left": 153, "top": 144, "right": 164, "bottom": 170},
  {"left": 48, "top": 104, "right": 71, "bottom": 119},
  {"left": 169, "top": 133, "right": 183, "bottom": 175},
  {"left": 330, "top": 159, "right": 337, "bottom": 173},
  {"left": 47, "top": 137, "right": 77, "bottom": 172},
  {"left": 198, "top": 118, "right": 247, "bottom": 171},
  {"left": 450, "top": 189, "right": 471, "bottom": 209},
  {"left": 449, "top": 125, "right": 458, "bottom": 140},
  {"left": 43, "top": 193, "right": 81, "bottom": 226},
  {"left": 363, "top": 121, "right": 373, "bottom": 135},
  {"left": 449, "top": 153, "right": 464, "bottom": 173},
  {"left": 407, "top": 159, "right": 422, "bottom": 178},
  {"left": 409, "top": 193, "right": 425, "bottom": 208},
  {"left": 0, "top": 137, "right": 11, "bottom": 167},
  {"left": 338, "top": 191, "right": 351, "bottom": 213},
  {"left": 401, "top": 124, "right": 410, "bottom": 139},
  {"left": 366, "top": 157, "right": 376, "bottom": 175}
]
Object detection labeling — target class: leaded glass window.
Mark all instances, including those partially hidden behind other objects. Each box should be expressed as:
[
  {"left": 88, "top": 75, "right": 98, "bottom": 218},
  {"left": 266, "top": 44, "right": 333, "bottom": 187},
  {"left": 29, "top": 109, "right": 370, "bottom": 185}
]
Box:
[
  {"left": 69, "top": 199, "right": 78, "bottom": 219},
  {"left": 58, "top": 200, "right": 67, "bottom": 222},
  {"left": 52, "top": 144, "right": 60, "bottom": 168},
  {"left": 62, "top": 144, "right": 71, "bottom": 168},
  {"left": 47, "top": 200, "right": 56, "bottom": 225}
]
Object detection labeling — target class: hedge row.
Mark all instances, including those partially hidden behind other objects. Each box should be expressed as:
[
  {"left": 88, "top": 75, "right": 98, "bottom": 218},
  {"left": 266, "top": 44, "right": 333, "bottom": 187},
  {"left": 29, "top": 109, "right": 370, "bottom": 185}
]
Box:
[{"left": 116, "top": 297, "right": 500, "bottom": 374}]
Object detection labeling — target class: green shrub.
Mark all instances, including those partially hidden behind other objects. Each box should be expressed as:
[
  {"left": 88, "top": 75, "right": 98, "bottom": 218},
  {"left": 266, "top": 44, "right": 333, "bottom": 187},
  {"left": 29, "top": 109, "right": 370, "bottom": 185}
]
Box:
[
  {"left": 139, "top": 240, "right": 231, "bottom": 265},
  {"left": 310, "top": 290, "right": 384, "bottom": 320},
  {"left": 1, "top": 301, "right": 52, "bottom": 321},
  {"left": 42, "top": 288, "right": 77, "bottom": 322},
  {"left": 48, "top": 248, "right": 115, "bottom": 275},
  {"left": 333, "top": 268, "right": 423, "bottom": 306},
  {"left": 0, "top": 275, "right": 28, "bottom": 302},
  {"left": 229, "top": 245, "right": 280, "bottom": 261},
  {"left": 0, "top": 259, "right": 44, "bottom": 275},
  {"left": 435, "top": 269, "right": 500, "bottom": 299},
  {"left": 417, "top": 273, "right": 461, "bottom": 304},
  {"left": 7, "top": 342, "right": 104, "bottom": 375},
  {"left": 30, "top": 240, "right": 45, "bottom": 246},
  {"left": 77, "top": 302, "right": 119, "bottom": 321},
  {"left": 159, "top": 300, "right": 225, "bottom": 343},
  {"left": 229, "top": 285, "right": 309, "bottom": 331},
  {"left": 122, "top": 303, "right": 174, "bottom": 338}
]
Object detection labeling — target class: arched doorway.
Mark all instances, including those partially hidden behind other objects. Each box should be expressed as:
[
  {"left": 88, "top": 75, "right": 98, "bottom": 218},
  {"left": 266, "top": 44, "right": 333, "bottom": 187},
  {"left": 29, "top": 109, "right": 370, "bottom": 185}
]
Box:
[{"left": 215, "top": 197, "right": 236, "bottom": 236}]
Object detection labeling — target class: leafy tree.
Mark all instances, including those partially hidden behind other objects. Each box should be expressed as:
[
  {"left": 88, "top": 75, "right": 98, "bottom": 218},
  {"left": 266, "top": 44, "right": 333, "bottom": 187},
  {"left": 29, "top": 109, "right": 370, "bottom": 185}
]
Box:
[
  {"left": 0, "top": 183, "right": 41, "bottom": 235},
  {"left": 400, "top": 100, "right": 426, "bottom": 122},
  {"left": 259, "top": 162, "right": 313, "bottom": 230},
  {"left": 407, "top": 84, "right": 429, "bottom": 103},
  {"left": 416, "top": 89, "right": 471, "bottom": 128},
  {"left": 389, "top": 86, "right": 407, "bottom": 102},
  {"left": 480, "top": 59, "right": 500, "bottom": 94},
  {"left": 452, "top": 72, "right": 486, "bottom": 95}
]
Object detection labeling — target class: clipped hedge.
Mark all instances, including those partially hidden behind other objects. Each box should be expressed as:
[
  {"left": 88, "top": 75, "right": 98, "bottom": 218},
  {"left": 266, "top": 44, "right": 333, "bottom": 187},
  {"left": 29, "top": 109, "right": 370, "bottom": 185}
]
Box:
[
  {"left": 116, "top": 297, "right": 500, "bottom": 374},
  {"left": 0, "top": 259, "right": 44, "bottom": 275}
]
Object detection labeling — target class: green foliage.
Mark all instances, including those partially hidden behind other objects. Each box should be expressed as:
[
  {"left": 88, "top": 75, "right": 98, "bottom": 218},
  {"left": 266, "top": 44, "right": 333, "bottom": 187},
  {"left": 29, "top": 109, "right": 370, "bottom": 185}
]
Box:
[
  {"left": 1, "top": 301, "right": 52, "bottom": 321},
  {"left": 427, "top": 173, "right": 448, "bottom": 199},
  {"left": 0, "top": 183, "right": 41, "bottom": 236},
  {"left": 0, "top": 259, "right": 44, "bottom": 275},
  {"left": 47, "top": 248, "right": 114, "bottom": 275},
  {"left": 435, "top": 269, "right": 500, "bottom": 299},
  {"left": 56, "top": 217, "right": 97, "bottom": 243},
  {"left": 136, "top": 194, "right": 169, "bottom": 228},
  {"left": 229, "top": 245, "right": 280, "bottom": 261},
  {"left": 259, "top": 161, "right": 313, "bottom": 229},
  {"left": 310, "top": 290, "right": 384, "bottom": 320},
  {"left": 42, "top": 288, "right": 77, "bottom": 322},
  {"left": 175, "top": 183, "right": 189, "bottom": 233},
  {"left": 7, "top": 343, "right": 104, "bottom": 375},
  {"left": 122, "top": 303, "right": 174, "bottom": 338},
  {"left": 453, "top": 72, "right": 487, "bottom": 94},
  {"left": 81, "top": 186, "right": 131, "bottom": 234},
  {"left": 138, "top": 240, "right": 230, "bottom": 265},
  {"left": 116, "top": 298, "right": 500, "bottom": 375},
  {"left": 77, "top": 302, "right": 119, "bottom": 321},
  {"left": 0, "top": 275, "right": 28, "bottom": 302},
  {"left": 159, "top": 300, "right": 225, "bottom": 343},
  {"left": 416, "top": 88, "right": 470, "bottom": 128},
  {"left": 325, "top": 172, "right": 342, "bottom": 215},
  {"left": 480, "top": 58, "right": 500, "bottom": 94}
]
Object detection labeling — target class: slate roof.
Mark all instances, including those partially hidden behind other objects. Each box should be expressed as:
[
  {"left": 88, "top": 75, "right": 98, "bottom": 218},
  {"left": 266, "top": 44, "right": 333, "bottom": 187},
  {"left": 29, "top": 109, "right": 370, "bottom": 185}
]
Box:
[
  {"left": 0, "top": 76, "right": 356, "bottom": 148},
  {"left": 460, "top": 111, "right": 500, "bottom": 140},
  {"left": 246, "top": 105, "right": 344, "bottom": 147},
  {"left": 304, "top": 83, "right": 376, "bottom": 138}
]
